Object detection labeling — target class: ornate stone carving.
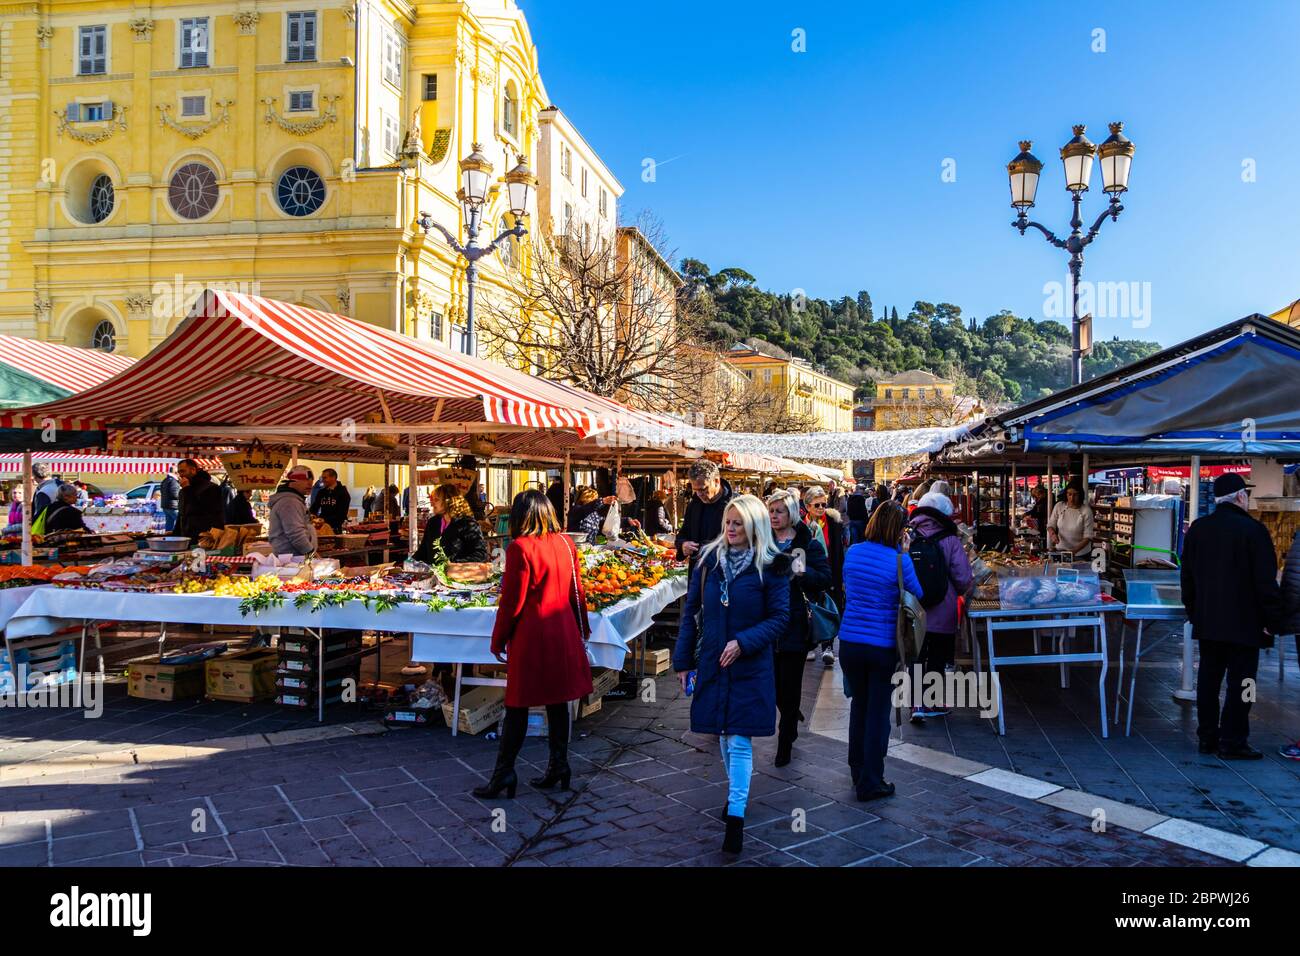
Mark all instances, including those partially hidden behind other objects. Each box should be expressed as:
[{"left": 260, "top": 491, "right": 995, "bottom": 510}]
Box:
[
  {"left": 158, "top": 99, "right": 233, "bottom": 139},
  {"left": 234, "top": 10, "right": 260, "bottom": 35},
  {"left": 336, "top": 287, "right": 351, "bottom": 313},
  {"left": 400, "top": 110, "right": 423, "bottom": 166},
  {"left": 55, "top": 104, "right": 128, "bottom": 144},
  {"left": 262, "top": 96, "right": 339, "bottom": 135},
  {"left": 33, "top": 294, "right": 51, "bottom": 319},
  {"left": 124, "top": 293, "right": 154, "bottom": 316},
  {"left": 128, "top": 17, "right": 154, "bottom": 41},
  {"left": 344, "top": 4, "right": 357, "bottom": 25}
]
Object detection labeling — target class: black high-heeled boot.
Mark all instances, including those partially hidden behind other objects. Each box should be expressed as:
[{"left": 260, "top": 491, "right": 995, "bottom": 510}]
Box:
[
  {"left": 722, "top": 814, "right": 744, "bottom": 854},
  {"left": 473, "top": 708, "right": 525, "bottom": 799},
  {"left": 774, "top": 737, "right": 794, "bottom": 768},
  {"left": 530, "top": 703, "right": 572, "bottom": 789}
]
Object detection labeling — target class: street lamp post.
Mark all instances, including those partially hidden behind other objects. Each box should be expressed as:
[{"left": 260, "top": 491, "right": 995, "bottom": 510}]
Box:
[
  {"left": 417, "top": 145, "right": 537, "bottom": 356},
  {"left": 1007, "top": 123, "right": 1135, "bottom": 386}
]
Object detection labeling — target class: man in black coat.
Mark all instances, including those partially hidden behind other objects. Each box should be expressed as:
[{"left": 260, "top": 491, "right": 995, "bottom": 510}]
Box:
[
  {"left": 1280, "top": 529, "right": 1300, "bottom": 761},
  {"left": 1181, "top": 474, "right": 1284, "bottom": 759},
  {"left": 173, "top": 459, "right": 226, "bottom": 545},
  {"left": 310, "top": 468, "right": 352, "bottom": 533},
  {"left": 675, "top": 460, "right": 733, "bottom": 566}
]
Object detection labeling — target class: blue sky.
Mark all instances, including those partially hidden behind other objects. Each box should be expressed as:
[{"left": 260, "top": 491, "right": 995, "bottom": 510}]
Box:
[{"left": 522, "top": 0, "right": 1300, "bottom": 348}]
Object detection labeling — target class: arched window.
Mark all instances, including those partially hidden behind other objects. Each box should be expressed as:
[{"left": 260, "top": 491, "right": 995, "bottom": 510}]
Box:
[
  {"left": 91, "top": 320, "right": 116, "bottom": 352},
  {"left": 498, "top": 217, "right": 514, "bottom": 268},
  {"left": 502, "top": 84, "right": 518, "bottom": 137},
  {"left": 89, "top": 174, "right": 115, "bottom": 223}
]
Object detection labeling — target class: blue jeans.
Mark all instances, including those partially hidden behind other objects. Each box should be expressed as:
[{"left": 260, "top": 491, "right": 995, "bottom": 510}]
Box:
[
  {"left": 848, "top": 520, "right": 867, "bottom": 545},
  {"left": 718, "top": 734, "right": 753, "bottom": 817},
  {"left": 163, "top": 508, "right": 179, "bottom": 533}
]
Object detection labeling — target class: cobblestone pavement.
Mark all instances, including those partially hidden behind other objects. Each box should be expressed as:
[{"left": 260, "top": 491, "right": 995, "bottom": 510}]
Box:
[{"left": 0, "top": 666, "right": 1231, "bottom": 867}]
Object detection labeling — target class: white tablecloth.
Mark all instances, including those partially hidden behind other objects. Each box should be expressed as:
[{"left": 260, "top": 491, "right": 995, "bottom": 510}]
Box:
[
  {"left": 3, "top": 576, "right": 688, "bottom": 672},
  {"left": 0, "top": 585, "right": 50, "bottom": 635},
  {"left": 411, "top": 575, "right": 687, "bottom": 670}
]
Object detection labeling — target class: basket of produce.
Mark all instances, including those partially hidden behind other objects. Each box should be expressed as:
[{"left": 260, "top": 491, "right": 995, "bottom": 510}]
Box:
[{"left": 439, "top": 562, "right": 496, "bottom": 590}]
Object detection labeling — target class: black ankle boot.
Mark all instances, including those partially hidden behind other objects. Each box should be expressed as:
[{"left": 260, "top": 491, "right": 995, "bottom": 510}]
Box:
[
  {"left": 774, "top": 738, "right": 793, "bottom": 768},
  {"left": 722, "top": 814, "right": 744, "bottom": 854},
  {"left": 529, "top": 756, "right": 571, "bottom": 790},
  {"left": 473, "top": 711, "right": 525, "bottom": 799},
  {"left": 472, "top": 766, "right": 517, "bottom": 799}
]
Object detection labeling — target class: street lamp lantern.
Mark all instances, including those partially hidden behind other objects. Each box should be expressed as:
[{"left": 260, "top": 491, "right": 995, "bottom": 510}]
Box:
[
  {"left": 504, "top": 154, "right": 537, "bottom": 218},
  {"left": 1097, "top": 121, "right": 1135, "bottom": 194},
  {"left": 1009, "top": 122, "right": 1135, "bottom": 386},
  {"left": 459, "top": 143, "right": 493, "bottom": 205},
  {"left": 1059, "top": 124, "right": 1096, "bottom": 192},
  {"left": 418, "top": 144, "right": 532, "bottom": 357},
  {"left": 1007, "top": 140, "right": 1044, "bottom": 210}
]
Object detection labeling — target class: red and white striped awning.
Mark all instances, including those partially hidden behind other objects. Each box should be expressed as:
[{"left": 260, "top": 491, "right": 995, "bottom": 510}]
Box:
[
  {"left": 0, "top": 454, "right": 220, "bottom": 476},
  {"left": 0, "top": 290, "right": 684, "bottom": 462},
  {"left": 0, "top": 334, "right": 135, "bottom": 394}
]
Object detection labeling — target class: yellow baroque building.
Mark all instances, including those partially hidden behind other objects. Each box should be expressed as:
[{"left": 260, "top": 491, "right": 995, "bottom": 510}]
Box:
[
  {"left": 722, "top": 347, "right": 855, "bottom": 433},
  {"left": 0, "top": 0, "right": 611, "bottom": 363}
]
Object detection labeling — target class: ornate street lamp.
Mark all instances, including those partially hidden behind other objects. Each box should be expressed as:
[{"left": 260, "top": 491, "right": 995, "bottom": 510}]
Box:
[
  {"left": 1008, "top": 122, "right": 1135, "bottom": 386},
  {"left": 417, "top": 147, "right": 533, "bottom": 357}
]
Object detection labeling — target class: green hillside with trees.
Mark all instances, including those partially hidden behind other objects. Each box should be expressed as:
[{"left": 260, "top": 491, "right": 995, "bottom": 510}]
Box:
[{"left": 678, "top": 260, "right": 1162, "bottom": 404}]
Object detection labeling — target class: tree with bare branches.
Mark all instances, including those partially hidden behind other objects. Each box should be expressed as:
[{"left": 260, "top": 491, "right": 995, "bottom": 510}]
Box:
[{"left": 478, "top": 214, "right": 717, "bottom": 411}]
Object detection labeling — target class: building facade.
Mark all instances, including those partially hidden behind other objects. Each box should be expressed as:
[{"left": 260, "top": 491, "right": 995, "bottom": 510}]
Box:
[
  {"left": 870, "top": 369, "right": 982, "bottom": 484},
  {"left": 722, "top": 347, "right": 854, "bottom": 433},
  {"left": 0, "top": 0, "right": 615, "bottom": 363}
]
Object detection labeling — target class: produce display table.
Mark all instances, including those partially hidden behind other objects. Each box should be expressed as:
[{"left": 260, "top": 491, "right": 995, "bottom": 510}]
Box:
[
  {"left": 411, "top": 574, "right": 688, "bottom": 736},
  {"left": 2, "top": 575, "right": 689, "bottom": 725},
  {"left": 966, "top": 595, "right": 1127, "bottom": 738}
]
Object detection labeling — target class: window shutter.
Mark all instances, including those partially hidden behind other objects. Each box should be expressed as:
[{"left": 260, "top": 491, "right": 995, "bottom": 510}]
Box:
[
  {"left": 66, "top": 102, "right": 80, "bottom": 123},
  {"left": 94, "top": 28, "right": 105, "bottom": 57},
  {"left": 101, "top": 99, "right": 114, "bottom": 119}
]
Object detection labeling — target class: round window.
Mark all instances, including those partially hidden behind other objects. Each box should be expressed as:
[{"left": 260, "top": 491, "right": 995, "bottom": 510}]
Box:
[
  {"left": 89, "top": 174, "right": 115, "bottom": 223},
  {"left": 276, "top": 166, "right": 326, "bottom": 217},
  {"left": 91, "top": 320, "right": 116, "bottom": 353},
  {"left": 168, "top": 162, "right": 219, "bottom": 220}
]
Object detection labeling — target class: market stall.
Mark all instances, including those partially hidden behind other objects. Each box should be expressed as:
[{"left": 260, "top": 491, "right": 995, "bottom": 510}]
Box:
[{"left": 0, "top": 290, "right": 702, "bottom": 724}]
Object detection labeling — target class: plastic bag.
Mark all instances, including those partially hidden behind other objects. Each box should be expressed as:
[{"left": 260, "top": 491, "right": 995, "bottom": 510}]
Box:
[{"left": 600, "top": 499, "right": 621, "bottom": 538}]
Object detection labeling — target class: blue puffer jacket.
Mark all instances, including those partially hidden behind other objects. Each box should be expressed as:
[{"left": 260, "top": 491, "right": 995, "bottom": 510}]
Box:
[
  {"left": 673, "top": 550, "right": 791, "bottom": 737},
  {"left": 839, "top": 540, "right": 923, "bottom": 648}
]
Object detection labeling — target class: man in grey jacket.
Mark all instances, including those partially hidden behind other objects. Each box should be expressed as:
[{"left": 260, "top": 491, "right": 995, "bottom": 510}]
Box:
[{"left": 268, "top": 466, "right": 318, "bottom": 556}]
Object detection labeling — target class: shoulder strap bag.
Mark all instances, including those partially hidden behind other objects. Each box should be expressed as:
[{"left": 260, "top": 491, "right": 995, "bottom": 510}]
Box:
[
  {"left": 564, "top": 535, "right": 590, "bottom": 641},
  {"left": 895, "top": 550, "right": 927, "bottom": 666}
]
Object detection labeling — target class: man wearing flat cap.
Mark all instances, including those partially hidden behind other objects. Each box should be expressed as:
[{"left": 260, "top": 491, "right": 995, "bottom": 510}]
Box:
[{"left": 1181, "top": 473, "right": 1284, "bottom": 759}]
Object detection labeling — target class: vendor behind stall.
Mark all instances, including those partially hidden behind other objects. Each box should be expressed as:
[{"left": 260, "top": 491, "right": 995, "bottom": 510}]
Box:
[
  {"left": 416, "top": 484, "right": 488, "bottom": 563},
  {"left": 175, "top": 458, "right": 225, "bottom": 545},
  {"left": 41, "top": 483, "right": 89, "bottom": 533},
  {"left": 268, "top": 466, "right": 318, "bottom": 556},
  {"left": 1047, "top": 483, "right": 1094, "bottom": 558},
  {"left": 225, "top": 487, "right": 257, "bottom": 525},
  {"left": 310, "top": 468, "right": 352, "bottom": 533}
]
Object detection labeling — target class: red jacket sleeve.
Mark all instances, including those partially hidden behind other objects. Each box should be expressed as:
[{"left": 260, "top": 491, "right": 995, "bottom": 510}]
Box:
[{"left": 491, "top": 541, "right": 530, "bottom": 654}]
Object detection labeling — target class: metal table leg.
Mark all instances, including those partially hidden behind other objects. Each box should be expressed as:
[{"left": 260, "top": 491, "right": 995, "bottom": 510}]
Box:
[
  {"left": 1124, "top": 621, "right": 1144, "bottom": 737},
  {"left": 451, "top": 662, "right": 463, "bottom": 738}
]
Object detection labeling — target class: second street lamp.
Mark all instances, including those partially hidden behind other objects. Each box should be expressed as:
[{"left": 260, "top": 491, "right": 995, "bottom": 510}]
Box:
[
  {"left": 1007, "top": 122, "right": 1136, "bottom": 386},
  {"left": 417, "top": 147, "right": 537, "bottom": 356}
]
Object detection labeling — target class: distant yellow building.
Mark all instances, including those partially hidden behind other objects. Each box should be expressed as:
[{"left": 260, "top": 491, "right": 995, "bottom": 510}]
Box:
[
  {"left": 0, "top": 0, "right": 609, "bottom": 363},
  {"left": 722, "top": 347, "right": 854, "bottom": 433},
  {"left": 871, "top": 370, "right": 982, "bottom": 484},
  {"left": 1270, "top": 300, "right": 1300, "bottom": 328}
]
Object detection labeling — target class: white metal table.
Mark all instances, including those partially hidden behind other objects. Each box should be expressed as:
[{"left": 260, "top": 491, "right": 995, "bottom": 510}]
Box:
[{"left": 967, "top": 596, "right": 1127, "bottom": 737}]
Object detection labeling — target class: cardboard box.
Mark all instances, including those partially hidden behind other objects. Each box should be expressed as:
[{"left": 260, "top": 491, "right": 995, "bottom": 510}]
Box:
[
  {"left": 128, "top": 660, "right": 206, "bottom": 702},
  {"left": 441, "top": 685, "right": 506, "bottom": 735},
  {"left": 205, "top": 649, "right": 278, "bottom": 702}
]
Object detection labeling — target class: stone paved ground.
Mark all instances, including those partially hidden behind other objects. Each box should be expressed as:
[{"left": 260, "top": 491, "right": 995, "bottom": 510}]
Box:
[
  {"left": 899, "top": 624, "right": 1300, "bottom": 851},
  {"left": 0, "top": 666, "right": 1231, "bottom": 867}
]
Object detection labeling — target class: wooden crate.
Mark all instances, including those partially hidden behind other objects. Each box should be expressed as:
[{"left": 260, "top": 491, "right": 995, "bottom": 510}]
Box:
[
  {"left": 441, "top": 686, "right": 506, "bottom": 735},
  {"left": 624, "top": 647, "right": 671, "bottom": 676}
]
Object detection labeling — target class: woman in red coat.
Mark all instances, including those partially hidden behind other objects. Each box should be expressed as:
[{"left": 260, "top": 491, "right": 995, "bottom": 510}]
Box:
[{"left": 474, "top": 490, "right": 593, "bottom": 799}]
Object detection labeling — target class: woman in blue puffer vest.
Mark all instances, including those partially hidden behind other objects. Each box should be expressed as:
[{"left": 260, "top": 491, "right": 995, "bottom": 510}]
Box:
[
  {"left": 838, "top": 500, "right": 922, "bottom": 802},
  {"left": 674, "top": 494, "right": 790, "bottom": 856}
]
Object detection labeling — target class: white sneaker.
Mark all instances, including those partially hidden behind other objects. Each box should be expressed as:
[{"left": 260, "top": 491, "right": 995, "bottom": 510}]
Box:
[
  {"left": 821, "top": 647, "right": 835, "bottom": 665},
  {"left": 806, "top": 649, "right": 817, "bottom": 662}
]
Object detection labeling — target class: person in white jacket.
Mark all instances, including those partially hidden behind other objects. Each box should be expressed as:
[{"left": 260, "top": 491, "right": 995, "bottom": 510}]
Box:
[{"left": 268, "top": 466, "right": 318, "bottom": 556}]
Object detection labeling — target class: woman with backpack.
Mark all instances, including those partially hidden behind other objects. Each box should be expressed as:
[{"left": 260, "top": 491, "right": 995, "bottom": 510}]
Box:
[
  {"left": 673, "top": 494, "right": 791, "bottom": 854},
  {"left": 838, "top": 500, "right": 923, "bottom": 801},
  {"left": 766, "top": 490, "right": 832, "bottom": 767},
  {"left": 906, "top": 491, "right": 974, "bottom": 723}
]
